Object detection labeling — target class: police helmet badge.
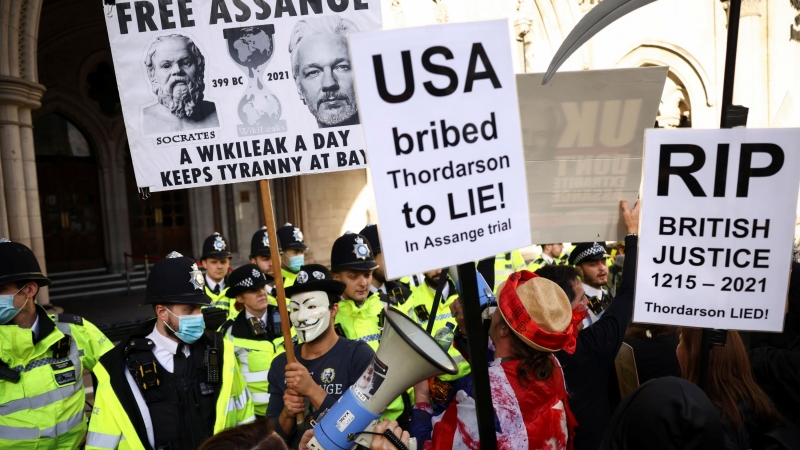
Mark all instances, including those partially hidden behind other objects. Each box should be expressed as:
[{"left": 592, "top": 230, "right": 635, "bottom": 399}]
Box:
[
  {"left": 312, "top": 271, "right": 325, "bottom": 280},
  {"left": 297, "top": 271, "right": 309, "bottom": 284},
  {"left": 166, "top": 251, "right": 183, "bottom": 258},
  {"left": 189, "top": 263, "right": 205, "bottom": 290},
  {"left": 293, "top": 227, "right": 304, "bottom": 243},
  {"left": 320, "top": 368, "right": 336, "bottom": 384},
  {"left": 0, "top": 238, "right": 9, "bottom": 243},
  {"left": 262, "top": 234, "right": 270, "bottom": 248},
  {"left": 352, "top": 236, "right": 370, "bottom": 260},
  {"left": 214, "top": 235, "right": 227, "bottom": 251},
  {"left": 252, "top": 268, "right": 261, "bottom": 279}
]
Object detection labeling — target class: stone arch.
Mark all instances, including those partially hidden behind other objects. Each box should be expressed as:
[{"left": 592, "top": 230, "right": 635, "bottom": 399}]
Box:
[{"left": 616, "top": 41, "right": 717, "bottom": 128}]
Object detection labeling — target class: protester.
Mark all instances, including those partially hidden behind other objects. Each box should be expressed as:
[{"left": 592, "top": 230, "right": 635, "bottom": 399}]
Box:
[
  {"left": 266, "top": 264, "right": 374, "bottom": 448},
  {"left": 198, "top": 419, "right": 288, "bottom": 450},
  {"left": 600, "top": 377, "right": 726, "bottom": 450},
  {"left": 536, "top": 199, "right": 640, "bottom": 450},
  {"left": 678, "top": 328, "right": 787, "bottom": 449},
  {"left": 410, "top": 270, "right": 581, "bottom": 449}
]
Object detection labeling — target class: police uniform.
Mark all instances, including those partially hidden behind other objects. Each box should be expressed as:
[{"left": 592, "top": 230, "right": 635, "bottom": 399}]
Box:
[
  {"left": 569, "top": 242, "right": 614, "bottom": 326},
  {"left": 201, "top": 232, "right": 232, "bottom": 312},
  {"left": 0, "top": 239, "right": 114, "bottom": 449},
  {"left": 527, "top": 250, "right": 567, "bottom": 273},
  {"left": 277, "top": 223, "right": 307, "bottom": 289},
  {"left": 492, "top": 250, "right": 527, "bottom": 294},
  {"left": 329, "top": 233, "right": 408, "bottom": 423},
  {"left": 219, "top": 264, "right": 284, "bottom": 418},
  {"left": 359, "top": 224, "right": 412, "bottom": 307},
  {"left": 87, "top": 252, "right": 254, "bottom": 450}
]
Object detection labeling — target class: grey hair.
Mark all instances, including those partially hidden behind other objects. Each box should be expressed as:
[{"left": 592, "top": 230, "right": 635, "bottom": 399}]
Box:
[
  {"left": 144, "top": 34, "right": 206, "bottom": 90},
  {"left": 288, "top": 16, "right": 359, "bottom": 79}
]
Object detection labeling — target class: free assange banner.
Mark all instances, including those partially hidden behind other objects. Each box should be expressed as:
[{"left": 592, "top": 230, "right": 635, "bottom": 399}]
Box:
[{"left": 103, "top": 0, "right": 381, "bottom": 192}]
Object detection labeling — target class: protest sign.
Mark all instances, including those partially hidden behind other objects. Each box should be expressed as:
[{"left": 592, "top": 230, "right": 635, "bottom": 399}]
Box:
[
  {"left": 348, "top": 19, "right": 531, "bottom": 279},
  {"left": 517, "top": 67, "right": 666, "bottom": 244},
  {"left": 635, "top": 128, "right": 800, "bottom": 332},
  {"left": 103, "top": 0, "right": 382, "bottom": 192}
]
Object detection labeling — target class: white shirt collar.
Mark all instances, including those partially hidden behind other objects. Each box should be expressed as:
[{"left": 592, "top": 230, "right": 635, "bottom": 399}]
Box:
[
  {"left": 206, "top": 277, "right": 225, "bottom": 291},
  {"left": 146, "top": 327, "right": 190, "bottom": 373},
  {"left": 541, "top": 253, "right": 555, "bottom": 264},
  {"left": 582, "top": 282, "right": 606, "bottom": 299},
  {"left": 31, "top": 314, "right": 40, "bottom": 339},
  {"left": 245, "top": 309, "right": 268, "bottom": 322},
  {"left": 426, "top": 281, "right": 450, "bottom": 300}
]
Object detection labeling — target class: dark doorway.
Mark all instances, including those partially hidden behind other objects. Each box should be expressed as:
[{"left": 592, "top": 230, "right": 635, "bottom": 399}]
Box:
[
  {"left": 126, "top": 150, "right": 193, "bottom": 258},
  {"left": 34, "top": 114, "right": 106, "bottom": 272}
]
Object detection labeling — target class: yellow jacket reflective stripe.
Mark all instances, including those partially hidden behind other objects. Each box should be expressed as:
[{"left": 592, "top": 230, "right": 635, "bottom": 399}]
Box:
[
  {"left": 86, "top": 338, "right": 254, "bottom": 449},
  {"left": 222, "top": 325, "right": 280, "bottom": 417},
  {"left": 405, "top": 283, "right": 471, "bottom": 383},
  {"left": 334, "top": 292, "right": 405, "bottom": 421},
  {"left": 0, "top": 309, "right": 113, "bottom": 450},
  {"left": 204, "top": 285, "right": 232, "bottom": 311},
  {"left": 493, "top": 250, "right": 526, "bottom": 293},
  {"left": 281, "top": 268, "right": 297, "bottom": 288}
]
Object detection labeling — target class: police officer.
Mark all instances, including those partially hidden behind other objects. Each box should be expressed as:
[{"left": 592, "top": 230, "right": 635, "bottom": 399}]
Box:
[
  {"left": 359, "top": 224, "right": 412, "bottom": 306},
  {"left": 87, "top": 252, "right": 254, "bottom": 450},
  {"left": 491, "top": 250, "right": 527, "bottom": 294},
  {"left": 527, "top": 243, "right": 566, "bottom": 272},
  {"left": 249, "top": 226, "right": 279, "bottom": 280},
  {"left": 405, "top": 268, "right": 471, "bottom": 406},
  {"left": 0, "top": 239, "right": 113, "bottom": 449},
  {"left": 329, "top": 232, "right": 407, "bottom": 423},
  {"left": 220, "top": 264, "right": 283, "bottom": 419},
  {"left": 277, "top": 223, "right": 307, "bottom": 289},
  {"left": 201, "top": 232, "right": 233, "bottom": 312},
  {"left": 569, "top": 242, "right": 613, "bottom": 327}
]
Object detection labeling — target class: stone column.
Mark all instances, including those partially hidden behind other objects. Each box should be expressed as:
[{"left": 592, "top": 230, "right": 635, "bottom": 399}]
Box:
[
  {"left": 0, "top": 75, "right": 49, "bottom": 303},
  {"left": 732, "top": 0, "right": 768, "bottom": 127}
]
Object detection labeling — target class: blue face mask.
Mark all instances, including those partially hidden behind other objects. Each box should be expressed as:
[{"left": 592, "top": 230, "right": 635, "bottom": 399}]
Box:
[
  {"left": 165, "top": 308, "right": 206, "bottom": 344},
  {"left": 288, "top": 254, "right": 305, "bottom": 272},
  {"left": 0, "top": 284, "right": 30, "bottom": 325}
]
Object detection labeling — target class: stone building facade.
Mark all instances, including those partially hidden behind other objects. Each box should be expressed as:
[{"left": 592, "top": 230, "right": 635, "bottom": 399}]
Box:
[{"left": 0, "top": 0, "right": 798, "bottom": 306}]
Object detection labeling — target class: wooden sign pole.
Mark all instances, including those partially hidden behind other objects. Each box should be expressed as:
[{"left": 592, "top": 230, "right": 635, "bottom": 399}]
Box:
[{"left": 259, "top": 179, "right": 303, "bottom": 425}]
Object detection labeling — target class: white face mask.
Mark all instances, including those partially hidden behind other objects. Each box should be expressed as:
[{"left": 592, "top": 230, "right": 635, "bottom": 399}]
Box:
[{"left": 289, "top": 291, "right": 331, "bottom": 342}]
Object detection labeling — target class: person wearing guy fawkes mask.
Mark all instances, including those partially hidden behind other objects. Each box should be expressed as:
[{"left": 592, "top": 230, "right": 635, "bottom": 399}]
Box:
[
  {"left": 87, "top": 252, "right": 254, "bottom": 450},
  {"left": 569, "top": 242, "right": 614, "bottom": 328},
  {"left": 265, "top": 264, "right": 374, "bottom": 448}
]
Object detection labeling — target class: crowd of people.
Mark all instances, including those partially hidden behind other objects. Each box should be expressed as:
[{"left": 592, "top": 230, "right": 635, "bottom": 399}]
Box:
[{"left": 1, "top": 199, "right": 799, "bottom": 450}]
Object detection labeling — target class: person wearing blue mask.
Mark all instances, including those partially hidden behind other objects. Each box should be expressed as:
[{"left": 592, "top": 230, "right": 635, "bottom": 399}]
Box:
[
  {"left": 0, "top": 238, "right": 113, "bottom": 449},
  {"left": 87, "top": 251, "right": 254, "bottom": 450},
  {"left": 277, "top": 223, "right": 308, "bottom": 289}
]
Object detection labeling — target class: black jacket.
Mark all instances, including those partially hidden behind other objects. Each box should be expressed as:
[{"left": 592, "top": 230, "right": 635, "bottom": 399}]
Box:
[{"left": 557, "top": 234, "right": 637, "bottom": 450}]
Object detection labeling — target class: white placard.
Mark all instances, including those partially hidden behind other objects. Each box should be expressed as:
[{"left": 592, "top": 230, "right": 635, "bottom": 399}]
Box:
[
  {"left": 103, "top": 0, "right": 382, "bottom": 192},
  {"left": 349, "top": 20, "right": 531, "bottom": 279},
  {"left": 635, "top": 128, "right": 800, "bottom": 332},
  {"left": 517, "top": 68, "right": 666, "bottom": 244}
]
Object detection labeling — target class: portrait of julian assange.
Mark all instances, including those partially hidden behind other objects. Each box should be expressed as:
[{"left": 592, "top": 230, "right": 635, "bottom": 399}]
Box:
[
  {"left": 289, "top": 17, "right": 360, "bottom": 129},
  {"left": 141, "top": 34, "right": 219, "bottom": 134}
]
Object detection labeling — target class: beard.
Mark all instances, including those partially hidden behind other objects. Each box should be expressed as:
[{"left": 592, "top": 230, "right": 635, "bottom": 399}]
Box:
[
  {"left": 305, "top": 90, "right": 357, "bottom": 126},
  {"left": 154, "top": 75, "right": 204, "bottom": 119}
]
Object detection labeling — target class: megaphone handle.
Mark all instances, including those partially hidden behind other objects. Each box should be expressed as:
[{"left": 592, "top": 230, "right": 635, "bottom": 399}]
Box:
[{"left": 353, "top": 420, "right": 417, "bottom": 450}]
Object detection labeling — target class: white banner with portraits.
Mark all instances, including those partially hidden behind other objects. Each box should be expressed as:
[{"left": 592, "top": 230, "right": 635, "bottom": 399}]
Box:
[{"left": 103, "top": 0, "right": 381, "bottom": 192}]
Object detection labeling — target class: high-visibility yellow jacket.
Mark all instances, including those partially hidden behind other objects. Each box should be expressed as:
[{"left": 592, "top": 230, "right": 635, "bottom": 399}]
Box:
[
  {"left": 281, "top": 268, "right": 297, "bottom": 288},
  {"left": 493, "top": 250, "right": 527, "bottom": 293},
  {"left": 86, "top": 323, "right": 254, "bottom": 449},
  {"left": 220, "top": 311, "right": 286, "bottom": 417},
  {"left": 405, "top": 281, "right": 471, "bottom": 382},
  {"left": 204, "top": 284, "right": 232, "bottom": 312},
  {"left": 0, "top": 306, "right": 113, "bottom": 449},
  {"left": 334, "top": 292, "right": 405, "bottom": 421}
]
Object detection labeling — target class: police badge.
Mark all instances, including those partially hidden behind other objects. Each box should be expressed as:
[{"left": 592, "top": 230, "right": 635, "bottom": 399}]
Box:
[
  {"left": 214, "top": 235, "right": 227, "bottom": 251},
  {"left": 293, "top": 227, "right": 304, "bottom": 243},
  {"left": 262, "top": 234, "right": 270, "bottom": 248},
  {"left": 189, "top": 263, "right": 205, "bottom": 290},
  {"left": 296, "top": 271, "right": 309, "bottom": 284},
  {"left": 352, "top": 236, "right": 370, "bottom": 260},
  {"left": 252, "top": 268, "right": 261, "bottom": 279},
  {"left": 166, "top": 251, "right": 183, "bottom": 258}
]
